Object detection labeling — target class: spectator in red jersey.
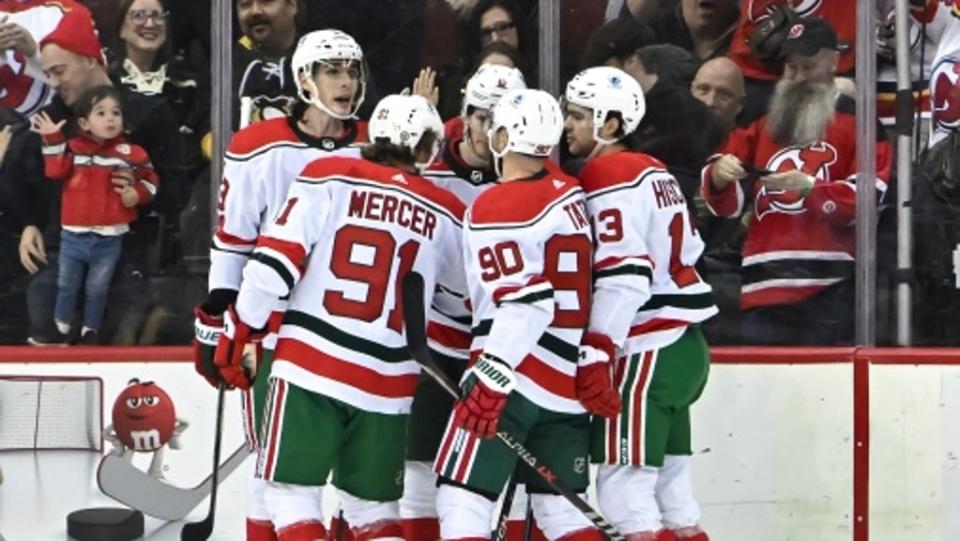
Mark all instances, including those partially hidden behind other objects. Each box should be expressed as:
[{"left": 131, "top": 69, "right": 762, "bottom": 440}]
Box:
[
  {"left": 0, "top": 0, "right": 94, "bottom": 117},
  {"left": 700, "top": 18, "right": 892, "bottom": 346},
  {"left": 31, "top": 85, "right": 158, "bottom": 345},
  {"left": 727, "top": 2, "right": 856, "bottom": 126}
]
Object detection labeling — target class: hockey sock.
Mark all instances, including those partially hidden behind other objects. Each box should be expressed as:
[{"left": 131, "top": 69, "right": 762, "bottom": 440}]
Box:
[
  {"left": 277, "top": 520, "right": 327, "bottom": 541},
  {"left": 555, "top": 527, "right": 606, "bottom": 541},
  {"left": 400, "top": 518, "right": 439, "bottom": 541},
  {"left": 248, "top": 518, "right": 279, "bottom": 541},
  {"left": 330, "top": 513, "right": 356, "bottom": 541},
  {"left": 353, "top": 520, "right": 404, "bottom": 541},
  {"left": 505, "top": 519, "right": 547, "bottom": 541}
]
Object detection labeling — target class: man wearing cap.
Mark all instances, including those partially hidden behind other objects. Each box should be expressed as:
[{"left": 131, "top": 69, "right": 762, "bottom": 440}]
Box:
[
  {"left": 700, "top": 17, "right": 892, "bottom": 346},
  {"left": 18, "top": 6, "right": 178, "bottom": 344}
]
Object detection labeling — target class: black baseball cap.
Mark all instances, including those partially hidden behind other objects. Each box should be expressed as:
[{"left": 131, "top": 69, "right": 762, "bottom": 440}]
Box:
[{"left": 778, "top": 17, "right": 839, "bottom": 58}]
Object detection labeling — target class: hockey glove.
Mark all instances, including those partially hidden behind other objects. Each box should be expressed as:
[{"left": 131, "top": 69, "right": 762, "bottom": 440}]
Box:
[
  {"left": 213, "top": 306, "right": 266, "bottom": 390},
  {"left": 454, "top": 353, "right": 516, "bottom": 439},
  {"left": 576, "top": 332, "right": 622, "bottom": 418},
  {"left": 193, "top": 306, "right": 225, "bottom": 388}
]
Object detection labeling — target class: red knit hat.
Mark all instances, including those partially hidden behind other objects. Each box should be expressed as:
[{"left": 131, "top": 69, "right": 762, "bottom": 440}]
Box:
[{"left": 39, "top": 4, "right": 105, "bottom": 66}]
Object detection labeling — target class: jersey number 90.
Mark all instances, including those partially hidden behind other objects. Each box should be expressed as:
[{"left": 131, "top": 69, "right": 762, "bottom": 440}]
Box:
[{"left": 477, "top": 235, "right": 591, "bottom": 328}]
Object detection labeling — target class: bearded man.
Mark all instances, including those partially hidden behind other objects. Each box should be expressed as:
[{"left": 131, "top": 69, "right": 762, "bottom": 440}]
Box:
[{"left": 699, "top": 18, "right": 892, "bottom": 346}]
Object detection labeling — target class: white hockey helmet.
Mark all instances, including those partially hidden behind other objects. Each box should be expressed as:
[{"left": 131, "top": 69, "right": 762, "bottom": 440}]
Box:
[
  {"left": 461, "top": 63, "right": 527, "bottom": 117},
  {"left": 292, "top": 29, "right": 366, "bottom": 119},
  {"left": 369, "top": 94, "right": 445, "bottom": 172},
  {"left": 487, "top": 88, "right": 563, "bottom": 159},
  {"left": 564, "top": 66, "right": 645, "bottom": 145}
]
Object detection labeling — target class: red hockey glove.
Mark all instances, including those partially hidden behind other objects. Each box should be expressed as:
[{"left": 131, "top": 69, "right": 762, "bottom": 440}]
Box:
[
  {"left": 193, "top": 306, "right": 225, "bottom": 388},
  {"left": 454, "top": 353, "right": 516, "bottom": 439},
  {"left": 213, "top": 306, "right": 265, "bottom": 390},
  {"left": 576, "top": 332, "right": 621, "bottom": 418}
]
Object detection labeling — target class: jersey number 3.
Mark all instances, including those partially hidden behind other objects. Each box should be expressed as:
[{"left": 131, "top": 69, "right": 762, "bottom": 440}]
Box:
[{"left": 324, "top": 224, "right": 420, "bottom": 333}]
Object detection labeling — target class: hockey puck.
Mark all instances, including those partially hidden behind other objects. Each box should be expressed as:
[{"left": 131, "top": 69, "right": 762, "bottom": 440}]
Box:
[{"left": 67, "top": 507, "right": 144, "bottom": 540}]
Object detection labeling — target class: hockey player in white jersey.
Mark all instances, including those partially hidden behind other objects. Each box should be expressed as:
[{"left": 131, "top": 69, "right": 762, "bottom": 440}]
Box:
[
  {"left": 192, "top": 28, "right": 368, "bottom": 541},
  {"left": 402, "top": 63, "right": 525, "bottom": 541},
  {"left": 433, "top": 88, "right": 607, "bottom": 541},
  {"left": 213, "top": 93, "right": 466, "bottom": 541},
  {"left": 564, "top": 66, "right": 718, "bottom": 541}
]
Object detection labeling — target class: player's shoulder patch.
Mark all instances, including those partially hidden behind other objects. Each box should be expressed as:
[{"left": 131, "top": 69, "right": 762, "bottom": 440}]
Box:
[
  {"left": 579, "top": 151, "right": 666, "bottom": 193},
  {"left": 226, "top": 117, "right": 301, "bottom": 158},
  {"left": 470, "top": 170, "right": 581, "bottom": 226}
]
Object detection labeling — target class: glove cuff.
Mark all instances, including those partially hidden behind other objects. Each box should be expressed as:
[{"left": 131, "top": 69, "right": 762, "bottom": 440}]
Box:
[
  {"left": 471, "top": 353, "right": 516, "bottom": 394},
  {"left": 194, "top": 306, "right": 223, "bottom": 346},
  {"left": 580, "top": 332, "right": 616, "bottom": 366}
]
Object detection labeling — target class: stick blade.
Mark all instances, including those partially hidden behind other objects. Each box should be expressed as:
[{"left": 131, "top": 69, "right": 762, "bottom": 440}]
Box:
[{"left": 402, "top": 271, "right": 427, "bottom": 352}]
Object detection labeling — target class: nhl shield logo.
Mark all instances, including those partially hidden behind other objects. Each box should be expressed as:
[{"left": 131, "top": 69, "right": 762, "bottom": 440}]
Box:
[
  {"left": 116, "top": 144, "right": 131, "bottom": 155},
  {"left": 321, "top": 138, "right": 336, "bottom": 150},
  {"left": 470, "top": 170, "right": 484, "bottom": 183}
]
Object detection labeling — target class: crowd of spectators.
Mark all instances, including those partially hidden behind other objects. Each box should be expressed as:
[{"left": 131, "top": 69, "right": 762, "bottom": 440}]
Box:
[{"left": 0, "top": 0, "right": 956, "bottom": 346}]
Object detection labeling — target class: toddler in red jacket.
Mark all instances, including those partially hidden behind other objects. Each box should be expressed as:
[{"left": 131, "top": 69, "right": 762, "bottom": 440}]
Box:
[{"left": 32, "top": 85, "right": 158, "bottom": 344}]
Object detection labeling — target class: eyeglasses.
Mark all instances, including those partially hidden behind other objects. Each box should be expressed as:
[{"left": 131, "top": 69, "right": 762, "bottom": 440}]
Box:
[
  {"left": 480, "top": 20, "right": 515, "bottom": 39},
  {"left": 127, "top": 9, "right": 170, "bottom": 24}
]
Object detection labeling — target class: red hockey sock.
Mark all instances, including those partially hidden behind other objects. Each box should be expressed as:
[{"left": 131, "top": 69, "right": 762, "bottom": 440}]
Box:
[
  {"left": 670, "top": 529, "right": 708, "bottom": 541},
  {"left": 556, "top": 527, "right": 605, "bottom": 541},
  {"left": 623, "top": 531, "right": 677, "bottom": 541},
  {"left": 248, "top": 518, "right": 279, "bottom": 541},
  {"left": 354, "top": 520, "right": 404, "bottom": 541},
  {"left": 330, "top": 515, "right": 357, "bottom": 541},
  {"left": 506, "top": 519, "right": 547, "bottom": 541},
  {"left": 278, "top": 520, "right": 327, "bottom": 541},
  {"left": 401, "top": 517, "right": 440, "bottom": 541}
]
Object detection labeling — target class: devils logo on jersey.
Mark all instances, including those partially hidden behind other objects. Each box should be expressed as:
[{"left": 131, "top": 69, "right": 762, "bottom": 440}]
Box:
[
  {"left": 755, "top": 142, "right": 837, "bottom": 220},
  {"left": 931, "top": 57, "right": 960, "bottom": 133}
]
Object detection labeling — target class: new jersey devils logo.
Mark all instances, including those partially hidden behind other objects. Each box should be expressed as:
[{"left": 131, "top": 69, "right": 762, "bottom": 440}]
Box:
[
  {"left": 755, "top": 142, "right": 837, "bottom": 220},
  {"left": 931, "top": 57, "right": 960, "bottom": 133}
]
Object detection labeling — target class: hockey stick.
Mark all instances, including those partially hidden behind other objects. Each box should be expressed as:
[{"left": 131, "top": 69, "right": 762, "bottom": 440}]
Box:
[
  {"left": 97, "top": 442, "right": 251, "bottom": 521},
  {"left": 492, "top": 475, "right": 519, "bottom": 541},
  {"left": 181, "top": 382, "right": 227, "bottom": 540},
  {"left": 401, "top": 273, "right": 624, "bottom": 541}
]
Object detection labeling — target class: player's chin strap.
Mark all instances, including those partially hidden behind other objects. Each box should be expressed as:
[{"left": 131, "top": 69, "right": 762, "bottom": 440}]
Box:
[
  {"left": 586, "top": 127, "right": 619, "bottom": 161},
  {"left": 489, "top": 131, "right": 507, "bottom": 177}
]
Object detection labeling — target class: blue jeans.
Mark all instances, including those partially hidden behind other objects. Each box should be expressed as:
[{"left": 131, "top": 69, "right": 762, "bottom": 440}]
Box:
[{"left": 55, "top": 230, "right": 123, "bottom": 331}]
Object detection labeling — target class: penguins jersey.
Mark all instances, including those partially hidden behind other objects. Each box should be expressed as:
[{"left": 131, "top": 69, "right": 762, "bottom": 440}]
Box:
[
  {"left": 209, "top": 115, "right": 367, "bottom": 296},
  {"left": 464, "top": 169, "right": 592, "bottom": 414},
  {"left": 581, "top": 152, "right": 717, "bottom": 351},
  {"left": 234, "top": 157, "right": 466, "bottom": 414},
  {"left": 421, "top": 138, "right": 498, "bottom": 360}
]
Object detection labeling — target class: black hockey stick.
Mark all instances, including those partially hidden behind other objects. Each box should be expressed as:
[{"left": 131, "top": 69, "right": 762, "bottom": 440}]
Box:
[
  {"left": 181, "top": 382, "right": 226, "bottom": 540},
  {"left": 401, "top": 273, "right": 624, "bottom": 541},
  {"left": 492, "top": 475, "right": 519, "bottom": 541}
]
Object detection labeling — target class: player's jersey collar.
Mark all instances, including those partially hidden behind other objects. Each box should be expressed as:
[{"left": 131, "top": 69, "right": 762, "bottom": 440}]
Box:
[
  {"left": 287, "top": 106, "right": 360, "bottom": 151},
  {"left": 444, "top": 137, "right": 497, "bottom": 186}
]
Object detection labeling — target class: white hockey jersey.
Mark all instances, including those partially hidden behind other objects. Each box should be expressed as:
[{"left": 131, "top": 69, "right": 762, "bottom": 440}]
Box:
[
  {"left": 421, "top": 138, "right": 498, "bottom": 361},
  {"left": 209, "top": 115, "right": 366, "bottom": 297},
  {"left": 912, "top": 1, "right": 960, "bottom": 144},
  {"left": 581, "top": 151, "right": 717, "bottom": 351},
  {"left": 235, "top": 156, "right": 467, "bottom": 414},
  {"left": 464, "top": 169, "right": 592, "bottom": 414}
]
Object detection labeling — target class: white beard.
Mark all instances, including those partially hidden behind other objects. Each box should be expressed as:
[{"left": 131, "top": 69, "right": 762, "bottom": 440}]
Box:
[{"left": 766, "top": 79, "right": 837, "bottom": 147}]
